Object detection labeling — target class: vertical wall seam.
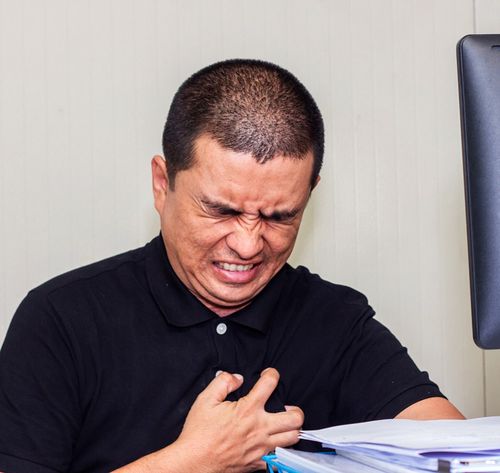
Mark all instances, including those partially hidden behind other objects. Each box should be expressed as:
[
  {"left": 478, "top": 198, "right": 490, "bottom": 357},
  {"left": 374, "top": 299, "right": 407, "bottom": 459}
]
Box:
[
  {"left": 471, "top": 0, "right": 486, "bottom": 418},
  {"left": 473, "top": 0, "right": 477, "bottom": 33}
]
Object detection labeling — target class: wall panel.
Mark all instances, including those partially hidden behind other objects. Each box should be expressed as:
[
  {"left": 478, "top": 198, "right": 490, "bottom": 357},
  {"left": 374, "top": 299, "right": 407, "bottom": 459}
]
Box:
[{"left": 0, "top": 0, "right": 485, "bottom": 417}]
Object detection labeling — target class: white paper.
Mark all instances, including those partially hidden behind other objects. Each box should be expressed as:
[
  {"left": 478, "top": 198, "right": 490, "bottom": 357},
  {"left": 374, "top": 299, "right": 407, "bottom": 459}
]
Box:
[
  {"left": 300, "top": 417, "right": 500, "bottom": 452},
  {"left": 336, "top": 448, "right": 500, "bottom": 472},
  {"left": 275, "top": 448, "right": 500, "bottom": 473},
  {"left": 337, "top": 450, "right": 430, "bottom": 472},
  {"left": 297, "top": 417, "right": 500, "bottom": 472},
  {"left": 274, "top": 448, "right": 385, "bottom": 473}
]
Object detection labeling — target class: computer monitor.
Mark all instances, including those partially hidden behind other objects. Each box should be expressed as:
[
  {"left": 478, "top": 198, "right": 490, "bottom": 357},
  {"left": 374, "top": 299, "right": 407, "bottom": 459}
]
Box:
[{"left": 457, "top": 34, "right": 500, "bottom": 349}]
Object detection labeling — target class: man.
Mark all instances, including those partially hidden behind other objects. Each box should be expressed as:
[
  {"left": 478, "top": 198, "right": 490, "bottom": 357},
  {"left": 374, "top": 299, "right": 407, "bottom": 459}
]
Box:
[{"left": 0, "top": 59, "right": 463, "bottom": 473}]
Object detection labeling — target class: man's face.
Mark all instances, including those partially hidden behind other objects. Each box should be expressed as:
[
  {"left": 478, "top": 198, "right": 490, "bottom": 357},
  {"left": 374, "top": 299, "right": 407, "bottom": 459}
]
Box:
[{"left": 152, "top": 134, "right": 316, "bottom": 316}]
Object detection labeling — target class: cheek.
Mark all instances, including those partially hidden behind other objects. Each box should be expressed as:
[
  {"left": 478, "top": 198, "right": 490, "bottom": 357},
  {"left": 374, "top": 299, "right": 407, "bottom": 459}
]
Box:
[
  {"left": 185, "top": 220, "right": 231, "bottom": 254},
  {"left": 263, "top": 226, "right": 300, "bottom": 255}
]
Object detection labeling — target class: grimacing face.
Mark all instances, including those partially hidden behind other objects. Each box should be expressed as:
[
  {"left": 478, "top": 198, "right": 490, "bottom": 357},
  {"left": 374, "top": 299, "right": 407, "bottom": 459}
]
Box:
[{"left": 152, "top": 134, "right": 317, "bottom": 317}]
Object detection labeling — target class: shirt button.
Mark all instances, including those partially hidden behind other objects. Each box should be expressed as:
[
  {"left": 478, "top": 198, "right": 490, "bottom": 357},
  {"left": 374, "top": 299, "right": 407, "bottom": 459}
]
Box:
[{"left": 216, "top": 322, "right": 227, "bottom": 335}]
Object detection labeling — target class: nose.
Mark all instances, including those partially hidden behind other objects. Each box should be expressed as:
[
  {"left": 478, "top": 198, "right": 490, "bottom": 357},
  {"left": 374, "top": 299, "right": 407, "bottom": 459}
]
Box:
[{"left": 225, "top": 221, "right": 264, "bottom": 260}]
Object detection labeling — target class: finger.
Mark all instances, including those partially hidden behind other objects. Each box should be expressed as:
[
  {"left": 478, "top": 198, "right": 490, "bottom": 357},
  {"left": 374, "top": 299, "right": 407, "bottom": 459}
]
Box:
[
  {"left": 269, "top": 429, "right": 301, "bottom": 449},
  {"left": 266, "top": 406, "right": 304, "bottom": 435},
  {"left": 244, "top": 367, "right": 280, "bottom": 408},
  {"left": 196, "top": 372, "right": 244, "bottom": 406},
  {"left": 254, "top": 459, "right": 268, "bottom": 471}
]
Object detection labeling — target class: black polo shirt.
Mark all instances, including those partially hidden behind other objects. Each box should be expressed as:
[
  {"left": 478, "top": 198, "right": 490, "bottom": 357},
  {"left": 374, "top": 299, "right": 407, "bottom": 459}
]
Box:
[{"left": 0, "top": 235, "right": 443, "bottom": 473}]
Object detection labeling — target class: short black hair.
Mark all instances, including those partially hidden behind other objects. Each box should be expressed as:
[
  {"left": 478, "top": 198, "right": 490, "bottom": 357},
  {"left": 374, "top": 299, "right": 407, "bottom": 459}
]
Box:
[{"left": 162, "top": 59, "right": 324, "bottom": 189}]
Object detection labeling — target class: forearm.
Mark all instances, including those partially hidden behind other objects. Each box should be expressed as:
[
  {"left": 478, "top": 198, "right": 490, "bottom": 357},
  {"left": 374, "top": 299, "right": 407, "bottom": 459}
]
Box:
[
  {"left": 111, "top": 440, "right": 205, "bottom": 473},
  {"left": 395, "top": 397, "right": 465, "bottom": 420}
]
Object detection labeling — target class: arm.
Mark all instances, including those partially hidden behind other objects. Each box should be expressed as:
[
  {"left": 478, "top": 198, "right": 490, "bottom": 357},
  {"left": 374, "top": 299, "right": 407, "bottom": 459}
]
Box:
[
  {"left": 395, "top": 397, "right": 465, "bottom": 420},
  {"left": 112, "top": 368, "right": 304, "bottom": 473}
]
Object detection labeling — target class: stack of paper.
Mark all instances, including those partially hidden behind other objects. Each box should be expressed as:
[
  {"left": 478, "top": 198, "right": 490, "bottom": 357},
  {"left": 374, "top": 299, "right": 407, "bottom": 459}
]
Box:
[
  {"left": 273, "top": 448, "right": 390, "bottom": 472},
  {"left": 273, "top": 417, "right": 500, "bottom": 472}
]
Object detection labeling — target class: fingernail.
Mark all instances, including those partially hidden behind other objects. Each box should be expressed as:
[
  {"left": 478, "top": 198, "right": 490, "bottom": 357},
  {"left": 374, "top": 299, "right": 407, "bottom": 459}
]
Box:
[
  {"left": 233, "top": 373, "right": 243, "bottom": 381},
  {"left": 261, "top": 367, "right": 272, "bottom": 375}
]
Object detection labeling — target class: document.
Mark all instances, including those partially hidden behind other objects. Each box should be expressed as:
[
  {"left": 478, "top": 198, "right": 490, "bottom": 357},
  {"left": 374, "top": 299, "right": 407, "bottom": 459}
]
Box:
[
  {"left": 274, "top": 448, "right": 385, "bottom": 473},
  {"left": 297, "top": 417, "right": 500, "bottom": 472},
  {"left": 300, "top": 416, "right": 500, "bottom": 451}
]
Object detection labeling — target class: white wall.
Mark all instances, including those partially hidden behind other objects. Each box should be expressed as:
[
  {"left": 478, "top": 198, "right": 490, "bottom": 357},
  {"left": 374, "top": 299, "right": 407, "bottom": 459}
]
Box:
[{"left": 0, "top": 0, "right": 496, "bottom": 417}]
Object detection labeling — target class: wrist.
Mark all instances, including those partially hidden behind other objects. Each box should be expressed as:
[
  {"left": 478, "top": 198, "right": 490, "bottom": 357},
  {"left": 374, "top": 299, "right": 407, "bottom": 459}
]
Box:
[{"left": 172, "top": 437, "right": 217, "bottom": 473}]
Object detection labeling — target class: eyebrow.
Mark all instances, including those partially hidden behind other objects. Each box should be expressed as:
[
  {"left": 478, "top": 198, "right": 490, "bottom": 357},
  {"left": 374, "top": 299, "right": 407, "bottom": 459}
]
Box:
[
  {"left": 201, "top": 199, "right": 241, "bottom": 215},
  {"left": 200, "top": 198, "right": 301, "bottom": 221}
]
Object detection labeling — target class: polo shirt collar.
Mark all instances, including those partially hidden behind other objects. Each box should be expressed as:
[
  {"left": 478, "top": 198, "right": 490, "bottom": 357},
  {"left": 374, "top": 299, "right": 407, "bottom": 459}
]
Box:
[{"left": 145, "top": 234, "right": 289, "bottom": 333}]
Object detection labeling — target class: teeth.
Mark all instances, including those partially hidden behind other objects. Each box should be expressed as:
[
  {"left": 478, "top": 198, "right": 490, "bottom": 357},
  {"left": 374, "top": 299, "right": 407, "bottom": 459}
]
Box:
[{"left": 218, "top": 262, "right": 254, "bottom": 272}]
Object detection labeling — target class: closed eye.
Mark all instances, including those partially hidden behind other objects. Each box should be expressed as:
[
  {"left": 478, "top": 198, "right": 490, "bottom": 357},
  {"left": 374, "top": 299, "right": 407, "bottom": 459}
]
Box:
[
  {"left": 260, "top": 209, "right": 300, "bottom": 223},
  {"left": 215, "top": 207, "right": 240, "bottom": 217},
  {"left": 200, "top": 197, "right": 300, "bottom": 223},
  {"left": 201, "top": 199, "right": 241, "bottom": 217}
]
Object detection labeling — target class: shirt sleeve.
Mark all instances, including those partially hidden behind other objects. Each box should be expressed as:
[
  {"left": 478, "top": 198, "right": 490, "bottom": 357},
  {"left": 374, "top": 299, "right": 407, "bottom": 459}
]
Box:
[
  {"left": 0, "top": 290, "right": 81, "bottom": 473},
  {"left": 334, "top": 308, "right": 445, "bottom": 424}
]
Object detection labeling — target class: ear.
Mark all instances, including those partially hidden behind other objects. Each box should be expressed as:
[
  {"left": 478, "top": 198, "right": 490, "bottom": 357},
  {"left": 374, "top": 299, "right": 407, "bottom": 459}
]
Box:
[
  {"left": 311, "top": 174, "right": 321, "bottom": 192},
  {"left": 151, "top": 155, "right": 170, "bottom": 213}
]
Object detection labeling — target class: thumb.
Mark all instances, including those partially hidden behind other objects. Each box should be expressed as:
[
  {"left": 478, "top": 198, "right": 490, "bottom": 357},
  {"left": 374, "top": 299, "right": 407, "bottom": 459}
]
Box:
[{"left": 196, "top": 371, "right": 244, "bottom": 406}]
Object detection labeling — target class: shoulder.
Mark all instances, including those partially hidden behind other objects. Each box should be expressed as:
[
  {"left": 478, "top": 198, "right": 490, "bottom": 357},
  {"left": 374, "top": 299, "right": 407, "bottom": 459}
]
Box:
[
  {"left": 5, "top": 239, "right": 157, "bottom": 361},
  {"left": 14, "top": 240, "right": 154, "bottom": 329},
  {"left": 288, "top": 264, "right": 369, "bottom": 307},
  {"left": 29, "top": 242, "right": 149, "bottom": 302},
  {"left": 274, "top": 264, "right": 375, "bottom": 336}
]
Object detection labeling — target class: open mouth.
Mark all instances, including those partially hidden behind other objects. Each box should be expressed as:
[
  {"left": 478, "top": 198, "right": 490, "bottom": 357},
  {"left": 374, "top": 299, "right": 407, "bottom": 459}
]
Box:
[{"left": 215, "top": 262, "right": 255, "bottom": 272}]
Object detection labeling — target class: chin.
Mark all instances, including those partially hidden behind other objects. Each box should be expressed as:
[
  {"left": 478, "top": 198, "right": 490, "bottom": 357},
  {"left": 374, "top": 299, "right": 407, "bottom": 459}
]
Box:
[
  {"left": 209, "top": 288, "right": 259, "bottom": 306},
  {"left": 213, "top": 292, "right": 255, "bottom": 305}
]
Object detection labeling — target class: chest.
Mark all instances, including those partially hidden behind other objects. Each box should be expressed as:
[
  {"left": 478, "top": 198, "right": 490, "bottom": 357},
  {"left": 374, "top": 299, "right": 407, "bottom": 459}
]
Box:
[{"left": 69, "top": 307, "right": 344, "bottom": 472}]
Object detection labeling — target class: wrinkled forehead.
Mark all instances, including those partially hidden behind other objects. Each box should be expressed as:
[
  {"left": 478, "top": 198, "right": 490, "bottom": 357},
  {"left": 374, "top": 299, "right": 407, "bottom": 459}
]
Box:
[{"left": 186, "top": 134, "right": 314, "bottom": 211}]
